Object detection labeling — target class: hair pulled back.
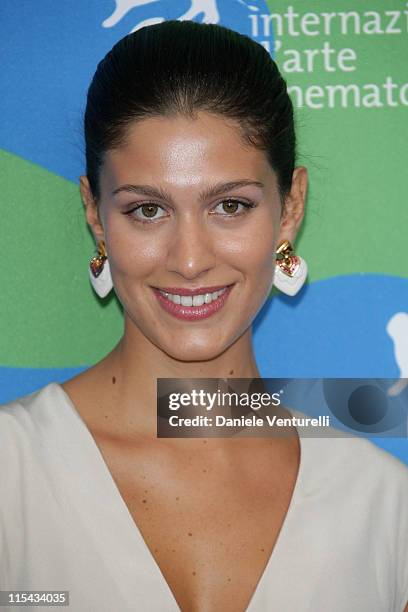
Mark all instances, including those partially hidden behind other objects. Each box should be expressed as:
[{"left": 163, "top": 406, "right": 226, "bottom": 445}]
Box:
[{"left": 84, "top": 19, "right": 296, "bottom": 204}]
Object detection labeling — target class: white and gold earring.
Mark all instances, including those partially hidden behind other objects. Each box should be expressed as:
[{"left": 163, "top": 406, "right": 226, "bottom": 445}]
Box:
[
  {"left": 89, "top": 239, "right": 113, "bottom": 298},
  {"left": 273, "top": 239, "right": 308, "bottom": 296}
]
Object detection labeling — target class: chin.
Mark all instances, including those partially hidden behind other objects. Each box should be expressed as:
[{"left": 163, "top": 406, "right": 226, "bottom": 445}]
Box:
[{"left": 160, "top": 336, "right": 230, "bottom": 363}]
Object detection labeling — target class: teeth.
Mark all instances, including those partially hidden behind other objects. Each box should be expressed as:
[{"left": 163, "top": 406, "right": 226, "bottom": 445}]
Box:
[
  {"left": 192, "top": 294, "right": 205, "bottom": 306},
  {"left": 159, "top": 287, "right": 228, "bottom": 306}
]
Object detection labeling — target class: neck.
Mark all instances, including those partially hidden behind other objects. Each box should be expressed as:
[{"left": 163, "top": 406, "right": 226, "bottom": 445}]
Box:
[{"left": 94, "top": 316, "right": 261, "bottom": 437}]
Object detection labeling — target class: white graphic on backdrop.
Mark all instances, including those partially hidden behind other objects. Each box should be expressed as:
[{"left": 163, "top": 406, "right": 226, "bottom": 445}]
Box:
[
  {"left": 386, "top": 312, "right": 408, "bottom": 397},
  {"left": 102, "top": 0, "right": 259, "bottom": 32}
]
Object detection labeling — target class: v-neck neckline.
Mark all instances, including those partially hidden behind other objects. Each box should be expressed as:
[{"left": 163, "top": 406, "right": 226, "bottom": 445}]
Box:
[{"left": 51, "top": 381, "right": 309, "bottom": 611}]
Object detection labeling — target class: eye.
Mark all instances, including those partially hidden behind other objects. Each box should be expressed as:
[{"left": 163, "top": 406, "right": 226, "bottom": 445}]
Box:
[
  {"left": 123, "top": 203, "right": 168, "bottom": 222},
  {"left": 211, "top": 198, "right": 255, "bottom": 216}
]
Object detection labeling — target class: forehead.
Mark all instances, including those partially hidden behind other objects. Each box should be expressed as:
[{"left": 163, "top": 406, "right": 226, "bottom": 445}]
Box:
[{"left": 100, "top": 111, "right": 274, "bottom": 189}]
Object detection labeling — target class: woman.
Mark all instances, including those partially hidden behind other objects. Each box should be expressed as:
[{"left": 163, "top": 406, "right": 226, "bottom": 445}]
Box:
[{"left": 0, "top": 20, "right": 407, "bottom": 612}]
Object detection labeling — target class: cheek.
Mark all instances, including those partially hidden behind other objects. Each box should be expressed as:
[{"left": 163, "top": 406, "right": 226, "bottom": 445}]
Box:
[
  {"left": 104, "top": 217, "right": 166, "bottom": 279},
  {"left": 215, "top": 219, "right": 277, "bottom": 279}
]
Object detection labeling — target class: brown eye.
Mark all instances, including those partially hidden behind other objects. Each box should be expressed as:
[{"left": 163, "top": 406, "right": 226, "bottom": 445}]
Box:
[
  {"left": 141, "top": 204, "right": 159, "bottom": 217},
  {"left": 123, "top": 202, "right": 167, "bottom": 223},
  {"left": 222, "top": 200, "right": 239, "bottom": 214},
  {"left": 212, "top": 199, "right": 254, "bottom": 216}
]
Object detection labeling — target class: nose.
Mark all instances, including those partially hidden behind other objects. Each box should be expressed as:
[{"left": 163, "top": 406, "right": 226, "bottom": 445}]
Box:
[{"left": 165, "top": 215, "right": 216, "bottom": 281}]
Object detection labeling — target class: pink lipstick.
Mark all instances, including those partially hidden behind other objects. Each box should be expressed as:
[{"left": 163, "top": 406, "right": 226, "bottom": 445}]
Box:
[{"left": 152, "top": 284, "right": 234, "bottom": 321}]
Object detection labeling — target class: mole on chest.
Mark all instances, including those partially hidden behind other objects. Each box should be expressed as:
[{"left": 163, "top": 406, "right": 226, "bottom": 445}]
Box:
[
  {"left": 92, "top": 430, "right": 299, "bottom": 610},
  {"left": 114, "top": 469, "right": 294, "bottom": 610}
]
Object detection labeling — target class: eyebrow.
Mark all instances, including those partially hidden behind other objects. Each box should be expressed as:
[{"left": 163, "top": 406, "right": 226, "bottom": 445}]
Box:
[{"left": 111, "top": 180, "right": 265, "bottom": 203}]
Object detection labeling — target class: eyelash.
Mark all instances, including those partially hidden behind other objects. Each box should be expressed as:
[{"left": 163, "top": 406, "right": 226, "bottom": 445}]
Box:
[{"left": 123, "top": 199, "right": 256, "bottom": 224}]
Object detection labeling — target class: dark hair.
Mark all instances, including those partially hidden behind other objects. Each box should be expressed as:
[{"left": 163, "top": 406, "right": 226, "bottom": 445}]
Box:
[{"left": 84, "top": 19, "right": 296, "bottom": 205}]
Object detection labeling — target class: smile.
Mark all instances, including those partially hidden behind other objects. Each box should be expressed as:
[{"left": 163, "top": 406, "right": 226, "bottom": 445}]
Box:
[
  {"left": 159, "top": 287, "right": 227, "bottom": 306},
  {"left": 152, "top": 284, "right": 234, "bottom": 321}
]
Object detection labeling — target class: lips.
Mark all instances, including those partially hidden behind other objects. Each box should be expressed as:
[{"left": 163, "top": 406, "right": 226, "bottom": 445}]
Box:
[{"left": 152, "top": 284, "right": 234, "bottom": 321}]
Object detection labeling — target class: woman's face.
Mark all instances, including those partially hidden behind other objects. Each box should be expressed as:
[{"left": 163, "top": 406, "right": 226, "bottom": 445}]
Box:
[{"left": 83, "top": 111, "right": 306, "bottom": 361}]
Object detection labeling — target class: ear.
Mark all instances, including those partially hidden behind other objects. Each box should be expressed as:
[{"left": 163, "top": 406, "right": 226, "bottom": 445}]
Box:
[
  {"left": 79, "top": 175, "right": 105, "bottom": 243},
  {"left": 276, "top": 166, "right": 308, "bottom": 245}
]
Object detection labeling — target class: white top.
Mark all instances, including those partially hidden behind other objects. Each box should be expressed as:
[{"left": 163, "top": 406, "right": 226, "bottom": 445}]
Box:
[{"left": 0, "top": 381, "right": 407, "bottom": 611}]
